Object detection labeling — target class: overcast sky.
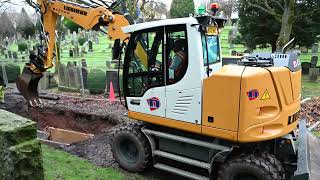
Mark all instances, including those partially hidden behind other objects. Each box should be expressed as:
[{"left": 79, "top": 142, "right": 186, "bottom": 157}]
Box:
[{"left": 3, "top": 0, "right": 209, "bottom": 14}]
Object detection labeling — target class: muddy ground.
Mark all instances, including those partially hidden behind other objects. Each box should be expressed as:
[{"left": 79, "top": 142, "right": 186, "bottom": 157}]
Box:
[
  {"left": 1, "top": 87, "right": 183, "bottom": 180},
  {"left": 1, "top": 86, "right": 319, "bottom": 180}
]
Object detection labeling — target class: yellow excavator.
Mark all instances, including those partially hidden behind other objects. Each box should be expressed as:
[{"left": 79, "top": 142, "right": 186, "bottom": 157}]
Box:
[{"left": 17, "top": 0, "right": 319, "bottom": 180}]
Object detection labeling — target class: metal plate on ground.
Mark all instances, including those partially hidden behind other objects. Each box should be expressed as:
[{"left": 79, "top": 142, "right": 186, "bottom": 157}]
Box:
[{"left": 308, "top": 132, "right": 320, "bottom": 180}]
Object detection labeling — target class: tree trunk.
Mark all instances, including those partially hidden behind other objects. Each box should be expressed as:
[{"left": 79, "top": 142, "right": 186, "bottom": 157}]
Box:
[{"left": 276, "top": 0, "right": 295, "bottom": 52}]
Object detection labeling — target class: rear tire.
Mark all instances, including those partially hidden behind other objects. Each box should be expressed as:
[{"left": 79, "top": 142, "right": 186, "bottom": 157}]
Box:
[
  {"left": 216, "top": 152, "right": 285, "bottom": 180},
  {"left": 112, "top": 121, "right": 151, "bottom": 172}
]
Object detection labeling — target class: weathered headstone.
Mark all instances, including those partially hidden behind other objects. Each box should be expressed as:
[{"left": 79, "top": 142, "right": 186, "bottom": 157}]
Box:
[
  {"left": 311, "top": 56, "right": 318, "bottom": 68},
  {"left": 12, "top": 52, "right": 18, "bottom": 60},
  {"left": 75, "top": 46, "right": 80, "bottom": 57},
  {"left": 58, "top": 64, "right": 68, "bottom": 86},
  {"left": 72, "top": 31, "right": 77, "bottom": 40},
  {"left": 69, "top": 49, "right": 74, "bottom": 57},
  {"left": 67, "top": 61, "right": 74, "bottom": 68},
  {"left": 8, "top": 51, "right": 12, "bottom": 59},
  {"left": 88, "top": 41, "right": 93, "bottom": 52},
  {"left": 312, "top": 43, "right": 319, "bottom": 54},
  {"left": 38, "top": 72, "right": 50, "bottom": 90},
  {"left": 309, "top": 68, "right": 319, "bottom": 81},
  {"left": 0, "top": 110, "right": 45, "bottom": 180},
  {"left": 81, "top": 59, "right": 87, "bottom": 68},
  {"left": 106, "top": 70, "right": 120, "bottom": 93},
  {"left": 81, "top": 67, "right": 88, "bottom": 88},
  {"left": 94, "top": 36, "right": 99, "bottom": 44},
  {"left": 68, "top": 67, "right": 80, "bottom": 88}
]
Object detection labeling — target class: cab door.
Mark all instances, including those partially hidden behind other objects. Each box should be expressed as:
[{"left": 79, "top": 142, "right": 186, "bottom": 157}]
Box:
[{"left": 124, "top": 27, "right": 166, "bottom": 117}]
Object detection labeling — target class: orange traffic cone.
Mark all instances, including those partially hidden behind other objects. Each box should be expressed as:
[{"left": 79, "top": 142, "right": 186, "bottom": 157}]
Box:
[{"left": 109, "top": 81, "right": 116, "bottom": 102}]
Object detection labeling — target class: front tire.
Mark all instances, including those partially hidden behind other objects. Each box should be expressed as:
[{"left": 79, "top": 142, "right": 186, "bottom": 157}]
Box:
[
  {"left": 112, "top": 121, "right": 151, "bottom": 172},
  {"left": 217, "top": 152, "right": 285, "bottom": 180}
]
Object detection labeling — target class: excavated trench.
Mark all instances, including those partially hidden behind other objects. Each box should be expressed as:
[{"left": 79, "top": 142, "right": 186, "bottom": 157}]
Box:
[{"left": 1, "top": 89, "right": 184, "bottom": 180}]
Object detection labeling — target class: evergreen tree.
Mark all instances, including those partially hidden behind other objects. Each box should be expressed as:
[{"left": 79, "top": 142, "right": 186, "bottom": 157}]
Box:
[
  {"left": 170, "top": 0, "right": 195, "bottom": 18},
  {"left": 238, "top": 0, "right": 320, "bottom": 51}
]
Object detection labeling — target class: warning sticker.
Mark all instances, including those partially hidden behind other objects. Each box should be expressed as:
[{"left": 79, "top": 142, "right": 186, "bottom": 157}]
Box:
[{"left": 261, "top": 89, "right": 271, "bottom": 100}]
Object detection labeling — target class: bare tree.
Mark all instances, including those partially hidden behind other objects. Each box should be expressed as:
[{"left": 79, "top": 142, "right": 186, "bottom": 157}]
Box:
[
  {"left": 0, "top": 0, "right": 27, "bottom": 13},
  {"left": 210, "top": 0, "right": 237, "bottom": 19},
  {"left": 142, "top": 0, "right": 167, "bottom": 21},
  {"left": 244, "top": 0, "right": 320, "bottom": 51}
]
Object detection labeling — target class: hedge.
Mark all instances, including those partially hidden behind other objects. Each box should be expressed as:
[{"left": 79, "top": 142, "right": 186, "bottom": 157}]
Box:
[
  {"left": 87, "top": 68, "right": 106, "bottom": 94},
  {"left": 0, "top": 64, "right": 21, "bottom": 83}
]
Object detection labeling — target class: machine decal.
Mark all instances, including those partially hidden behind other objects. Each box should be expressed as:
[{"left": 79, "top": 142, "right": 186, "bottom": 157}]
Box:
[
  {"left": 147, "top": 97, "right": 161, "bottom": 111},
  {"left": 247, "top": 89, "right": 259, "bottom": 101},
  {"left": 261, "top": 89, "right": 271, "bottom": 100},
  {"left": 293, "top": 59, "right": 300, "bottom": 68}
]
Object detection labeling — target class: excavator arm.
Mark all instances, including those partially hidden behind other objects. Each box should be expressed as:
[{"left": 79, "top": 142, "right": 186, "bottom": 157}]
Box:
[{"left": 16, "top": 0, "right": 131, "bottom": 106}]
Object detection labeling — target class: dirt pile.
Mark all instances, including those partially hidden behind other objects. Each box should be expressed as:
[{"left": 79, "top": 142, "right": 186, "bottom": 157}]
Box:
[{"left": 301, "top": 97, "right": 320, "bottom": 129}]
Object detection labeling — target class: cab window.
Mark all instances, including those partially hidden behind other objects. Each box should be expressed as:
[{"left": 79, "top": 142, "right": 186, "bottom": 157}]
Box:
[
  {"left": 126, "top": 28, "right": 164, "bottom": 97},
  {"left": 202, "top": 35, "right": 220, "bottom": 65},
  {"left": 166, "top": 25, "right": 188, "bottom": 85}
]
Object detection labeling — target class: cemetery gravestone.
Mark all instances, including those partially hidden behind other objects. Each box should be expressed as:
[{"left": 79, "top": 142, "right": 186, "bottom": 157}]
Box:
[
  {"left": 12, "top": 52, "right": 18, "bottom": 60},
  {"left": 311, "top": 56, "right": 318, "bottom": 68},
  {"left": 88, "top": 41, "right": 93, "bottom": 52},
  {"left": 38, "top": 72, "right": 50, "bottom": 90},
  {"left": 81, "top": 59, "right": 87, "bottom": 68},
  {"left": 69, "top": 49, "right": 74, "bottom": 57},
  {"left": 106, "top": 70, "right": 120, "bottom": 93},
  {"left": 81, "top": 67, "right": 88, "bottom": 88},
  {"left": 309, "top": 68, "right": 319, "bottom": 81},
  {"left": 67, "top": 62, "right": 74, "bottom": 68},
  {"left": 312, "top": 43, "right": 319, "bottom": 54},
  {"left": 68, "top": 67, "right": 80, "bottom": 88},
  {"left": 75, "top": 46, "right": 80, "bottom": 57},
  {"left": 8, "top": 51, "right": 12, "bottom": 59},
  {"left": 58, "top": 64, "right": 67, "bottom": 86}
]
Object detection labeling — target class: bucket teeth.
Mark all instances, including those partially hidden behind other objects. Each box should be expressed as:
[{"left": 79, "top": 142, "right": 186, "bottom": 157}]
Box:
[{"left": 16, "top": 66, "right": 43, "bottom": 107}]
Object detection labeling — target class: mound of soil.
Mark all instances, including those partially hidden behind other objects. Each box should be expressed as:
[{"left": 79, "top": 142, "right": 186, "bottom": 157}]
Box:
[{"left": 301, "top": 97, "right": 320, "bottom": 130}]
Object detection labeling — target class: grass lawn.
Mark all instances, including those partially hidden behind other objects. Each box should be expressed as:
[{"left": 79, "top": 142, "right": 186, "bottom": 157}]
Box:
[
  {"left": 42, "top": 145, "right": 143, "bottom": 180},
  {"left": 301, "top": 75, "right": 320, "bottom": 99}
]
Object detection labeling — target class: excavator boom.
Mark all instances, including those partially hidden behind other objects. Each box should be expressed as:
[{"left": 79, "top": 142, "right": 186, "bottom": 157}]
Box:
[{"left": 17, "top": 0, "right": 131, "bottom": 106}]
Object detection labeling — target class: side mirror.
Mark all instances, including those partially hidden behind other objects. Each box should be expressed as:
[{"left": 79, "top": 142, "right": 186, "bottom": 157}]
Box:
[{"left": 112, "top": 39, "right": 121, "bottom": 60}]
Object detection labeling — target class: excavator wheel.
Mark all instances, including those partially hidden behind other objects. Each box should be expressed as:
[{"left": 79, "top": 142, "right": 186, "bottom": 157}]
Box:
[
  {"left": 216, "top": 152, "right": 285, "bottom": 180},
  {"left": 16, "top": 66, "right": 43, "bottom": 107},
  {"left": 112, "top": 121, "right": 151, "bottom": 172}
]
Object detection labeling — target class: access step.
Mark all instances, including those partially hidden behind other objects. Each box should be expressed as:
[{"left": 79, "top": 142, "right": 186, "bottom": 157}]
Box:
[
  {"left": 154, "top": 163, "right": 209, "bottom": 180},
  {"left": 153, "top": 150, "right": 210, "bottom": 169}
]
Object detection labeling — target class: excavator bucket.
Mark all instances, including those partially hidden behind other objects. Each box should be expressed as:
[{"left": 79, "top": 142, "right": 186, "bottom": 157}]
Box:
[
  {"left": 16, "top": 66, "right": 43, "bottom": 107},
  {"left": 292, "top": 120, "right": 320, "bottom": 180}
]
